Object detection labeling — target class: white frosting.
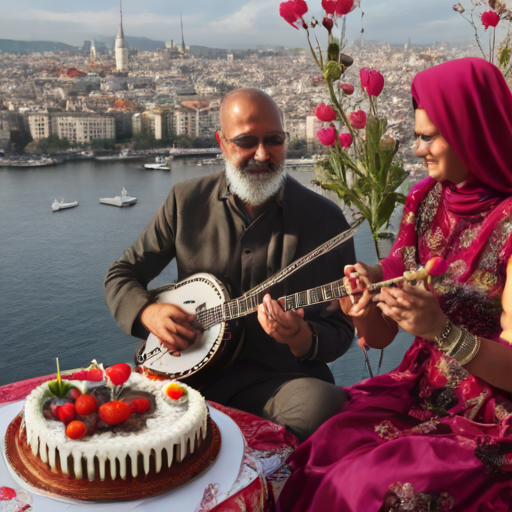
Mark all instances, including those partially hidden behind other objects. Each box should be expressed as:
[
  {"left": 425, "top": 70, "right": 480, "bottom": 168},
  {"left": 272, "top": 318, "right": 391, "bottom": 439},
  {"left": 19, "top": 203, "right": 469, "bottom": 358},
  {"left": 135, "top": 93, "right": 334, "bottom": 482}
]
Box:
[{"left": 23, "top": 373, "right": 208, "bottom": 481}]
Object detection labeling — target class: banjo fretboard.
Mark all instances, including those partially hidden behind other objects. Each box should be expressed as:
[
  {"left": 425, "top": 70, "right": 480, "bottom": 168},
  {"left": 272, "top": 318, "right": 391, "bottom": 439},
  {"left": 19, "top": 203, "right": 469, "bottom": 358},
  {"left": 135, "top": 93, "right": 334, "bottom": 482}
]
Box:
[{"left": 195, "top": 279, "right": 349, "bottom": 330}]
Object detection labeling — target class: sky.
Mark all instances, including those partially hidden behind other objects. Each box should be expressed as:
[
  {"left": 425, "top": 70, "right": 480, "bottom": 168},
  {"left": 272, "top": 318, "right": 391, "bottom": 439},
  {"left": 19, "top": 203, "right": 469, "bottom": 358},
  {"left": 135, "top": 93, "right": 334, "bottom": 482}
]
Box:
[{"left": 0, "top": 0, "right": 503, "bottom": 49}]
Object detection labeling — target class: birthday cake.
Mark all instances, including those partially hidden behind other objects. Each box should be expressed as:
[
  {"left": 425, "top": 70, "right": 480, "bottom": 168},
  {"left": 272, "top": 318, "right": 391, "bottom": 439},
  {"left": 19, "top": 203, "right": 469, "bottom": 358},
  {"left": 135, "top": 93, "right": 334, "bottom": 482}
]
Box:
[{"left": 5, "top": 362, "right": 220, "bottom": 501}]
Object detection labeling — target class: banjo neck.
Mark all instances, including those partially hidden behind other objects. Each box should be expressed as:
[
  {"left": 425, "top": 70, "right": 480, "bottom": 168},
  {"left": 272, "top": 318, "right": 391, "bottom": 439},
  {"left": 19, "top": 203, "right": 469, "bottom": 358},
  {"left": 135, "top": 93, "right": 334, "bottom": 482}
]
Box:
[
  {"left": 195, "top": 279, "right": 351, "bottom": 329},
  {"left": 195, "top": 264, "right": 435, "bottom": 328}
]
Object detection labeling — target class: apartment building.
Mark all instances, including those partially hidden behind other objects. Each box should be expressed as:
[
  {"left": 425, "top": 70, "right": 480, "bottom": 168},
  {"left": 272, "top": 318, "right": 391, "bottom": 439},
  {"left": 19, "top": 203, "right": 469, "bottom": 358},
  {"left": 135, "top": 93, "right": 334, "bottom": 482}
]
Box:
[{"left": 27, "top": 112, "right": 116, "bottom": 143}]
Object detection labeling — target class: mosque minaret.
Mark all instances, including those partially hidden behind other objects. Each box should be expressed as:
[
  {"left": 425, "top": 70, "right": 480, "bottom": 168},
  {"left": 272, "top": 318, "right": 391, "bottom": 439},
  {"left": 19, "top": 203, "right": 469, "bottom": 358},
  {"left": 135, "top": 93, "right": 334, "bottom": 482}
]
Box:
[{"left": 115, "top": 0, "right": 129, "bottom": 72}]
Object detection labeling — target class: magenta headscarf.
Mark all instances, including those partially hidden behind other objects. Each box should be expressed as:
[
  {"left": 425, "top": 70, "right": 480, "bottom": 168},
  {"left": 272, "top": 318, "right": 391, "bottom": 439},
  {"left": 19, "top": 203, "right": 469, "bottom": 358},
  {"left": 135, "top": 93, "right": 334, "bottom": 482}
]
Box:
[
  {"left": 411, "top": 57, "right": 512, "bottom": 195},
  {"left": 381, "top": 58, "right": 512, "bottom": 280}
]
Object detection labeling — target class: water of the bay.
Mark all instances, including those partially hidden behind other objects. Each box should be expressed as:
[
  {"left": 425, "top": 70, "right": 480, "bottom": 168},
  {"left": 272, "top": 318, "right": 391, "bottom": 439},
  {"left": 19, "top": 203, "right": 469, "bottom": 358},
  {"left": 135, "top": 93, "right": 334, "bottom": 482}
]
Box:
[{"left": 0, "top": 158, "right": 412, "bottom": 387}]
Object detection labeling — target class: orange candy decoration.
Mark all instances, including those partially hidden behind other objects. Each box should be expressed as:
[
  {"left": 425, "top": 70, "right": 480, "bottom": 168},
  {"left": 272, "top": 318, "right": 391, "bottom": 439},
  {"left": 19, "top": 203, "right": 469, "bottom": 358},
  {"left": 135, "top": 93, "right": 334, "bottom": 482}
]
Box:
[
  {"left": 66, "top": 420, "right": 87, "bottom": 440},
  {"left": 75, "top": 394, "right": 98, "bottom": 416},
  {"left": 99, "top": 400, "right": 133, "bottom": 425},
  {"left": 166, "top": 383, "right": 185, "bottom": 400}
]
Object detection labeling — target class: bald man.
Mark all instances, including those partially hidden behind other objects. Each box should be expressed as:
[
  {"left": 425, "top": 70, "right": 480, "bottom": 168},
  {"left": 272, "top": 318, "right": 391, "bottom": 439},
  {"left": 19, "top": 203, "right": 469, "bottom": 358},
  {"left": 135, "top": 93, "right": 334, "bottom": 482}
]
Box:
[{"left": 105, "top": 88, "right": 356, "bottom": 441}]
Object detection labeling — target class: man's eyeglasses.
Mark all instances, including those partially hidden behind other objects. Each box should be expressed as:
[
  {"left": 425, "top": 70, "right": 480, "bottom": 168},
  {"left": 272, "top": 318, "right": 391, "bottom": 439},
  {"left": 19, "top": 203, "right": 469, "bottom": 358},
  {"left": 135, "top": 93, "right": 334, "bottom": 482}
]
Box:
[{"left": 218, "top": 131, "right": 289, "bottom": 150}]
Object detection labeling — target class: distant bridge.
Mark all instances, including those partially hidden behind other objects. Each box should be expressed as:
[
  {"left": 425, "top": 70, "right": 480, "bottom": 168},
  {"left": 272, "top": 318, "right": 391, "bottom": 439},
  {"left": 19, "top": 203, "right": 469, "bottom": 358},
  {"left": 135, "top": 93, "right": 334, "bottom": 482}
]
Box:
[{"left": 170, "top": 148, "right": 222, "bottom": 158}]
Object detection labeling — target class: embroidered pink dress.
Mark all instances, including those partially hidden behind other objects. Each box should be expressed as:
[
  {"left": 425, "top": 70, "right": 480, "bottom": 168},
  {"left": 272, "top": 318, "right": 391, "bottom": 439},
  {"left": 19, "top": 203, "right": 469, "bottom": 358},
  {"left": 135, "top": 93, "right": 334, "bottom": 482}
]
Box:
[{"left": 278, "top": 58, "right": 512, "bottom": 512}]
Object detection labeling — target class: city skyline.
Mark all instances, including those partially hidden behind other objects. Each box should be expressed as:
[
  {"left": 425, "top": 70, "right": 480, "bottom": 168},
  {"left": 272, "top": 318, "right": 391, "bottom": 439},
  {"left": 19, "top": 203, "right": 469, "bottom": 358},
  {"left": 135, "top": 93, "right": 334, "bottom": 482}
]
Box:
[{"left": 0, "top": 0, "right": 496, "bottom": 49}]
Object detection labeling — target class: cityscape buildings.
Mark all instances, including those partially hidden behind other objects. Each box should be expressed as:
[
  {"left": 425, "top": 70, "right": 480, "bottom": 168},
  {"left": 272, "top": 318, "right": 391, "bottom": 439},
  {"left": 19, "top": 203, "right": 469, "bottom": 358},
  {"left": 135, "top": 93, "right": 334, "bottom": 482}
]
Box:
[{"left": 0, "top": 10, "right": 482, "bottom": 180}]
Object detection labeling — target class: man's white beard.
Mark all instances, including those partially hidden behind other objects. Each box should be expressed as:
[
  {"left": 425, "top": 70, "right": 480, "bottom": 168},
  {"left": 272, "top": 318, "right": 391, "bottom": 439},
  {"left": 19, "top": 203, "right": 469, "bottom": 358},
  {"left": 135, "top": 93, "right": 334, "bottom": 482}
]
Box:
[{"left": 225, "top": 159, "right": 286, "bottom": 206}]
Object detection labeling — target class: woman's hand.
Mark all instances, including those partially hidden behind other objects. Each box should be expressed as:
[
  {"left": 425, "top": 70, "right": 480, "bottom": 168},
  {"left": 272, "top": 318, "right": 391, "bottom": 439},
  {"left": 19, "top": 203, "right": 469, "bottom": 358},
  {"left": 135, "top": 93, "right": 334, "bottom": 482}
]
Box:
[
  {"left": 375, "top": 282, "right": 447, "bottom": 341},
  {"left": 342, "top": 262, "right": 383, "bottom": 317}
]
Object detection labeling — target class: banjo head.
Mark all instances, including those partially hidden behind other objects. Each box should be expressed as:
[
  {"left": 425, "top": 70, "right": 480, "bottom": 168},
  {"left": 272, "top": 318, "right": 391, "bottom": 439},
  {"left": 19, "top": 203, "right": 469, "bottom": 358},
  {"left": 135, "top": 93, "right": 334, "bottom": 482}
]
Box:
[{"left": 137, "top": 274, "right": 230, "bottom": 383}]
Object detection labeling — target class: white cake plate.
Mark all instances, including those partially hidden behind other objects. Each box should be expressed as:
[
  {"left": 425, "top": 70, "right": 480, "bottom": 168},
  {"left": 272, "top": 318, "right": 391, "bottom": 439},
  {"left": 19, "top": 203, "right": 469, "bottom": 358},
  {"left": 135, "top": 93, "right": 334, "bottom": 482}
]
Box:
[{"left": 0, "top": 401, "right": 245, "bottom": 512}]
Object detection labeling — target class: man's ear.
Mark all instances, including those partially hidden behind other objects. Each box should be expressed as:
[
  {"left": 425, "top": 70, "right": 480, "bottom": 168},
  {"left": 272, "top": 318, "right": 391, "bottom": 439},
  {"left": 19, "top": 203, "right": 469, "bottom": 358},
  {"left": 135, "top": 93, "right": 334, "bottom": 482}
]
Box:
[{"left": 215, "top": 130, "right": 222, "bottom": 147}]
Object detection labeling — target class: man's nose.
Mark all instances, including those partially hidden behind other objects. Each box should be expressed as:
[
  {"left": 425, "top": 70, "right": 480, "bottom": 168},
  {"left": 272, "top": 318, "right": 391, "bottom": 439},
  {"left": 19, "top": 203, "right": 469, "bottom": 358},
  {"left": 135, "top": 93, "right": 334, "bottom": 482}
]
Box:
[{"left": 254, "top": 141, "right": 270, "bottom": 161}]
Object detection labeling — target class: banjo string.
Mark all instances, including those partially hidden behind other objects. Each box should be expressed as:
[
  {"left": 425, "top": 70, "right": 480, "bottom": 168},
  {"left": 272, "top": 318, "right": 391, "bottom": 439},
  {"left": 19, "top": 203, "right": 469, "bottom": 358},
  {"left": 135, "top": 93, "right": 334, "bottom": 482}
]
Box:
[{"left": 195, "top": 226, "right": 358, "bottom": 329}]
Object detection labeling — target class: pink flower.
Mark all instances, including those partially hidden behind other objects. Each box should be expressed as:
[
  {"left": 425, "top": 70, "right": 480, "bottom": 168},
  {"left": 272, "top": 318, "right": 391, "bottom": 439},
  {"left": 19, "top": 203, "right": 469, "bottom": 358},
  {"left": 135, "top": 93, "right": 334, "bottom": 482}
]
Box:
[
  {"left": 481, "top": 10, "right": 500, "bottom": 29},
  {"left": 317, "top": 126, "right": 337, "bottom": 146},
  {"left": 335, "top": 0, "right": 354, "bottom": 16},
  {"left": 322, "top": 16, "right": 334, "bottom": 34},
  {"left": 279, "top": 0, "right": 308, "bottom": 29},
  {"left": 340, "top": 83, "right": 354, "bottom": 95},
  {"left": 0, "top": 487, "right": 17, "bottom": 501},
  {"left": 315, "top": 103, "right": 337, "bottom": 122},
  {"left": 360, "top": 68, "right": 384, "bottom": 97},
  {"left": 339, "top": 133, "right": 353, "bottom": 148},
  {"left": 322, "top": 0, "right": 354, "bottom": 15},
  {"left": 425, "top": 257, "right": 449, "bottom": 277},
  {"left": 349, "top": 110, "right": 367, "bottom": 129}
]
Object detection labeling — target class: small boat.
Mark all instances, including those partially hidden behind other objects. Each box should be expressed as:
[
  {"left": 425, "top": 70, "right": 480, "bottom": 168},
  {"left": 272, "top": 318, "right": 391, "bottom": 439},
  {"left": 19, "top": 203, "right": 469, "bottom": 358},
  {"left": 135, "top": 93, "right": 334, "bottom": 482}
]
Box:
[
  {"left": 99, "top": 187, "right": 137, "bottom": 207},
  {"left": 52, "top": 198, "right": 79, "bottom": 212},
  {"left": 144, "top": 156, "right": 172, "bottom": 170}
]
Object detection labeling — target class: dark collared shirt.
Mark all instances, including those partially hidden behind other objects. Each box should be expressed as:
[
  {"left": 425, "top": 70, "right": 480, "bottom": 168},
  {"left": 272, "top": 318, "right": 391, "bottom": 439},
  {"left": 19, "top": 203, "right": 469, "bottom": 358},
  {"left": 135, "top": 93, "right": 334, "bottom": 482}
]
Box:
[{"left": 105, "top": 170, "right": 355, "bottom": 402}]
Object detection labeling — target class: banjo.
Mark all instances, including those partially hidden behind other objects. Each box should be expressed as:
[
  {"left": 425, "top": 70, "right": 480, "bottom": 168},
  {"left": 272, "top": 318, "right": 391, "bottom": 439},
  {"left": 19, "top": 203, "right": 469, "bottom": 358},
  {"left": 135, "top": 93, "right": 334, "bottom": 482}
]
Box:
[
  {"left": 136, "top": 240, "right": 447, "bottom": 389},
  {"left": 135, "top": 226, "right": 358, "bottom": 389}
]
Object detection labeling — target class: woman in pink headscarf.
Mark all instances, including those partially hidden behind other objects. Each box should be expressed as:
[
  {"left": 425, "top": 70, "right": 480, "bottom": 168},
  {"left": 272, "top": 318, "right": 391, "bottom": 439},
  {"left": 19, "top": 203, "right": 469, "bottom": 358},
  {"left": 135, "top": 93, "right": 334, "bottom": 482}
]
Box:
[{"left": 278, "top": 57, "right": 512, "bottom": 511}]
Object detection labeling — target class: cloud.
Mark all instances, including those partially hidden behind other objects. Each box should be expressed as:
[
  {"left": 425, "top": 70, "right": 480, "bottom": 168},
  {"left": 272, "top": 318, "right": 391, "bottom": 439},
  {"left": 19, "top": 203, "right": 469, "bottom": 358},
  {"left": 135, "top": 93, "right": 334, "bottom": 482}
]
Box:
[{"left": 0, "top": 0, "right": 501, "bottom": 48}]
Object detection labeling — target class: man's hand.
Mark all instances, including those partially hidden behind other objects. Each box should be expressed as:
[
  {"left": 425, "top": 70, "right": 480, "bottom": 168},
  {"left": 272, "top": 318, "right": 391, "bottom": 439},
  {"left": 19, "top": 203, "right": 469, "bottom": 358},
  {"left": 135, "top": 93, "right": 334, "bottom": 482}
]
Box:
[
  {"left": 141, "top": 303, "right": 202, "bottom": 355},
  {"left": 257, "top": 294, "right": 313, "bottom": 358}
]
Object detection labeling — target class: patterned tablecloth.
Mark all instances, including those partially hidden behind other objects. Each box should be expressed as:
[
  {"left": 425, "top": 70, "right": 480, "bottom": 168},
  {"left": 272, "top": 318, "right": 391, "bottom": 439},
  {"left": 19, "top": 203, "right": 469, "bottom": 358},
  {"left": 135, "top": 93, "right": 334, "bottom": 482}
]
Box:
[{"left": 0, "top": 374, "right": 298, "bottom": 512}]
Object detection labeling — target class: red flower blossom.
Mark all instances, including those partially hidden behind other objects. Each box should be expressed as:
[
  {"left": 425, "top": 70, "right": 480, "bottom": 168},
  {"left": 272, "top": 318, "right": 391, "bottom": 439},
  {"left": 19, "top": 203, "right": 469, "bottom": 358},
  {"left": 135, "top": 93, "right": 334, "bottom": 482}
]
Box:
[
  {"left": 336, "top": 0, "right": 354, "bottom": 15},
  {"left": 322, "top": 0, "right": 337, "bottom": 14},
  {"left": 481, "top": 10, "right": 500, "bottom": 29},
  {"left": 360, "top": 68, "right": 384, "bottom": 97},
  {"left": 0, "top": 487, "right": 17, "bottom": 501},
  {"left": 315, "top": 103, "right": 337, "bottom": 122},
  {"left": 340, "top": 83, "right": 354, "bottom": 95},
  {"left": 322, "top": 0, "right": 353, "bottom": 15},
  {"left": 317, "top": 126, "right": 337, "bottom": 146},
  {"left": 280, "top": 0, "right": 309, "bottom": 29},
  {"left": 349, "top": 110, "right": 367, "bottom": 129},
  {"left": 339, "top": 133, "right": 353, "bottom": 148}
]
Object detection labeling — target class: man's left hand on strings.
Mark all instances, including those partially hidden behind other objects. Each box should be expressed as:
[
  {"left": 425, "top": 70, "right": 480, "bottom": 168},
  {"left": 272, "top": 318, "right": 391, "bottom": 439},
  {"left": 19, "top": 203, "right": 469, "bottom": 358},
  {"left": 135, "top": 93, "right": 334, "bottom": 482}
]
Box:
[
  {"left": 257, "top": 294, "right": 313, "bottom": 358},
  {"left": 375, "top": 282, "right": 447, "bottom": 341}
]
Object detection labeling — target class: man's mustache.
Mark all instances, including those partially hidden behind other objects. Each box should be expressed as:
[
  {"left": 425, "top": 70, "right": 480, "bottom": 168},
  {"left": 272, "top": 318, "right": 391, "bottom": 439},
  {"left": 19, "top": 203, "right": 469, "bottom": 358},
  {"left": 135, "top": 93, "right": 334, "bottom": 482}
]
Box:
[{"left": 241, "top": 160, "right": 278, "bottom": 173}]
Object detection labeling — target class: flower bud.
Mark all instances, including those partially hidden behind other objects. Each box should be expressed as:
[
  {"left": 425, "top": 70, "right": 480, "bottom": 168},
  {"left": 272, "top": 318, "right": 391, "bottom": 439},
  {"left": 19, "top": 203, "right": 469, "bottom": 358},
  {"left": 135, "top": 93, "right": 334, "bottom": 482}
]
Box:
[
  {"left": 339, "top": 53, "right": 354, "bottom": 67},
  {"left": 339, "top": 133, "right": 353, "bottom": 148},
  {"left": 322, "top": 16, "right": 334, "bottom": 34},
  {"left": 349, "top": 110, "right": 367, "bottom": 129},
  {"left": 340, "top": 83, "right": 354, "bottom": 95},
  {"left": 323, "top": 61, "right": 343, "bottom": 82}
]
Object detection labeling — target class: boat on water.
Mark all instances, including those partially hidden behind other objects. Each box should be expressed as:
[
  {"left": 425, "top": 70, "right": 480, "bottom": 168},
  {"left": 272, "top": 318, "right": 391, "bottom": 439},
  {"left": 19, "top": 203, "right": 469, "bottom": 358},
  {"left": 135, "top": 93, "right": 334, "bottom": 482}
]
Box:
[
  {"left": 95, "top": 149, "right": 143, "bottom": 161},
  {"left": 99, "top": 187, "right": 137, "bottom": 207},
  {"left": 0, "top": 157, "right": 58, "bottom": 168},
  {"left": 143, "top": 156, "right": 172, "bottom": 170},
  {"left": 52, "top": 198, "right": 79, "bottom": 212}
]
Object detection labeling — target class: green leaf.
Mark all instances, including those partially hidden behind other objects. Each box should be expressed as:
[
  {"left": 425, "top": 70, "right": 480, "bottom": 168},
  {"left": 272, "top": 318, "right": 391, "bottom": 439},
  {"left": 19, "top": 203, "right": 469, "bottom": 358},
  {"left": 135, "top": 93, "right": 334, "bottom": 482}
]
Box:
[
  {"left": 376, "top": 193, "right": 398, "bottom": 230},
  {"left": 499, "top": 46, "right": 511, "bottom": 68},
  {"left": 47, "top": 379, "right": 76, "bottom": 398}
]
